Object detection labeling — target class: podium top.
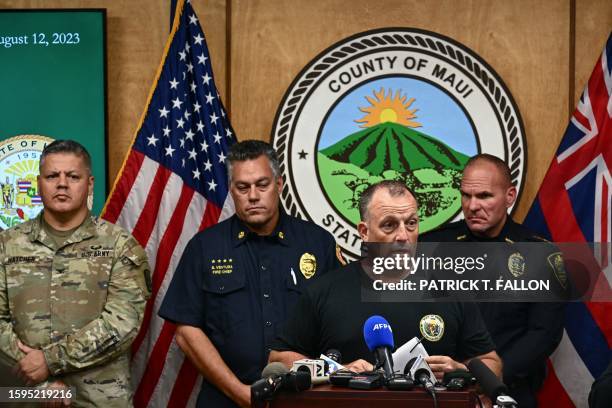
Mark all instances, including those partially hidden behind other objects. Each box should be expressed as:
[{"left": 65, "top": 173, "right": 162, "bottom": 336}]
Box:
[{"left": 268, "top": 385, "right": 476, "bottom": 408}]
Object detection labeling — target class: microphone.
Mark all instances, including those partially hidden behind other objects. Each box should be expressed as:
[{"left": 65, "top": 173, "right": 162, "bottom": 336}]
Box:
[
  {"left": 251, "top": 362, "right": 311, "bottom": 402},
  {"left": 467, "top": 359, "right": 517, "bottom": 407},
  {"left": 363, "top": 315, "right": 395, "bottom": 378},
  {"left": 405, "top": 355, "right": 435, "bottom": 393},
  {"left": 325, "top": 349, "right": 342, "bottom": 364},
  {"left": 443, "top": 369, "right": 472, "bottom": 390}
]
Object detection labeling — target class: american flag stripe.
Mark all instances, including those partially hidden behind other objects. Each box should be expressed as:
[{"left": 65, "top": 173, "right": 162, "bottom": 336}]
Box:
[
  {"left": 102, "top": 0, "right": 236, "bottom": 405},
  {"left": 130, "top": 176, "right": 187, "bottom": 354},
  {"left": 130, "top": 167, "right": 174, "bottom": 245},
  {"left": 151, "top": 340, "right": 187, "bottom": 407},
  {"left": 116, "top": 155, "right": 158, "bottom": 231},
  {"left": 169, "top": 358, "right": 200, "bottom": 407}
]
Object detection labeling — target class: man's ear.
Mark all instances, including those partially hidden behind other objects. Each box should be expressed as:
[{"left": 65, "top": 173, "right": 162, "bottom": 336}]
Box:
[
  {"left": 276, "top": 176, "right": 283, "bottom": 192},
  {"left": 357, "top": 221, "right": 368, "bottom": 241},
  {"left": 505, "top": 185, "right": 517, "bottom": 209}
]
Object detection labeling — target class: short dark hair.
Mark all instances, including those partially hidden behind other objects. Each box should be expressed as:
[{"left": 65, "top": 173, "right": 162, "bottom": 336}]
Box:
[
  {"left": 227, "top": 140, "right": 280, "bottom": 182},
  {"left": 39, "top": 139, "right": 92, "bottom": 173},
  {"left": 464, "top": 154, "right": 513, "bottom": 187},
  {"left": 358, "top": 180, "right": 415, "bottom": 221}
]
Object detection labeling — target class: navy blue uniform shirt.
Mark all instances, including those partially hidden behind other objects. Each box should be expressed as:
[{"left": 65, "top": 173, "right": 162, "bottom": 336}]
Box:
[{"left": 159, "top": 210, "right": 341, "bottom": 407}]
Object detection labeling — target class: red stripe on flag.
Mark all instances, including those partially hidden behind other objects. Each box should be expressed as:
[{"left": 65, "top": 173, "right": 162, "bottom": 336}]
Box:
[
  {"left": 573, "top": 109, "right": 591, "bottom": 132},
  {"left": 131, "top": 166, "right": 173, "bottom": 246},
  {"left": 537, "top": 167, "right": 586, "bottom": 242},
  {"left": 168, "top": 359, "right": 200, "bottom": 407},
  {"left": 102, "top": 150, "right": 145, "bottom": 223},
  {"left": 537, "top": 360, "right": 575, "bottom": 407},
  {"left": 199, "top": 200, "right": 222, "bottom": 232},
  {"left": 587, "top": 55, "right": 609, "bottom": 136},
  {"left": 131, "top": 185, "right": 195, "bottom": 355},
  {"left": 133, "top": 321, "right": 177, "bottom": 407}
]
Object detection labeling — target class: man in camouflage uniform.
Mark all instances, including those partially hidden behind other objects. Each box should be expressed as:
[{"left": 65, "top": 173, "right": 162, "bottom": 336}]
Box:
[{"left": 0, "top": 140, "right": 151, "bottom": 406}]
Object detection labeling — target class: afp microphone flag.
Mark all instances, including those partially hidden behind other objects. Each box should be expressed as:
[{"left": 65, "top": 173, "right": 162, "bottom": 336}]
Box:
[
  {"left": 102, "top": 0, "right": 236, "bottom": 406},
  {"left": 524, "top": 33, "right": 612, "bottom": 407}
]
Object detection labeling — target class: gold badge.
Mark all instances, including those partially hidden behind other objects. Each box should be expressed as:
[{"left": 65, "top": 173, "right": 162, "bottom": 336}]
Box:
[
  {"left": 238, "top": 231, "right": 245, "bottom": 239},
  {"left": 419, "top": 314, "right": 444, "bottom": 342},
  {"left": 299, "top": 253, "right": 317, "bottom": 279},
  {"left": 547, "top": 252, "right": 567, "bottom": 289},
  {"left": 507, "top": 252, "right": 525, "bottom": 277},
  {"left": 278, "top": 231, "right": 284, "bottom": 239}
]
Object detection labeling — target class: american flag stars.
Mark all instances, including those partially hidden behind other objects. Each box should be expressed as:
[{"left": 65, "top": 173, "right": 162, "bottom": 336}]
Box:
[{"left": 133, "top": 2, "right": 235, "bottom": 205}]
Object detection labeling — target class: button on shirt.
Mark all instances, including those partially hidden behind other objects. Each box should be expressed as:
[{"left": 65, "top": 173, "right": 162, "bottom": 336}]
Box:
[{"left": 159, "top": 211, "right": 341, "bottom": 407}]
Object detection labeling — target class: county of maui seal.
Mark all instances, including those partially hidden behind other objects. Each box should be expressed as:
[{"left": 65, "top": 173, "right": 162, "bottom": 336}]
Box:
[
  {"left": 0, "top": 135, "right": 54, "bottom": 230},
  {"left": 271, "top": 28, "right": 526, "bottom": 258}
]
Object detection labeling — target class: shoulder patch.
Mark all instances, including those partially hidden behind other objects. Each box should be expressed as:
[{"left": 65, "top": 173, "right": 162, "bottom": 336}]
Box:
[{"left": 547, "top": 252, "right": 567, "bottom": 289}]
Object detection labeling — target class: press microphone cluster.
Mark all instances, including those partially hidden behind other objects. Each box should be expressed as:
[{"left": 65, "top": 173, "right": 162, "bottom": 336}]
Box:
[
  {"left": 467, "top": 359, "right": 518, "bottom": 408},
  {"left": 251, "top": 362, "right": 311, "bottom": 403}
]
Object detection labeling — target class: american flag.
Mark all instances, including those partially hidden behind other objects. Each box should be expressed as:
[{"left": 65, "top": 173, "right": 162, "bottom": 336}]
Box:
[
  {"left": 102, "top": 0, "right": 235, "bottom": 406},
  {"left": 525, "top": 33, "right": 612, "bottom": 407}
]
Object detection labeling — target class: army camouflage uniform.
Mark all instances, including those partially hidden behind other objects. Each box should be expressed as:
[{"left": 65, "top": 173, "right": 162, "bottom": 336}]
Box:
[{"left": 0, "top": 212, "right": 151, "bottom": 407}]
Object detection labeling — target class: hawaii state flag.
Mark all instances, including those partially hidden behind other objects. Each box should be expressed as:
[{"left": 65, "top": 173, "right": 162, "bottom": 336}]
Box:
[
  {"left": 102, "top": 0, "right": 236, "bottom": 406},
  {"left": 524, "top": 33, "right": 612, "bottom": 407}
]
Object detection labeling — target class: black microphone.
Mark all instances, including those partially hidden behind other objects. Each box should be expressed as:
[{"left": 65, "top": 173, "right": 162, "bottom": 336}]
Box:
[
  {"left": 467, "top": 359, "right": 517, "bottom": 407},
  {"left": 443, "top": 369, "right": 472, "bottom": 390},
  {"left": 325, "top": 349, "right": 342, "bottom": 364},
  {"left": 251, "top": 362, "right": 311, "bottom": 402},
  {"left": 405, "top": 356, "right": 435, "bottom": 394}
]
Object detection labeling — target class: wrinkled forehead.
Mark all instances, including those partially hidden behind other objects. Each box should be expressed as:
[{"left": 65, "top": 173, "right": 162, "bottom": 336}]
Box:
[{"left": 368, "top": 189, "right": 418, "bottom": 218}]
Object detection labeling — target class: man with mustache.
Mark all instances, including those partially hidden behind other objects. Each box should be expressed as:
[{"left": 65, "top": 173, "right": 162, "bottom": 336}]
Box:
[
  {"left": 0, "top": 140, "right": 151, "bottom": 406},
  {"left": 422, "top": 154, "right": 567, "bottom": 408},
  {"left": 159, "top": 140, "right": 343, "bottom": 408}
]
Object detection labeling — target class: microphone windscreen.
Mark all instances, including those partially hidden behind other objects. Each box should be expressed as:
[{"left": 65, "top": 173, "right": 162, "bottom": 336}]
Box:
[
  {"left": 467, "top": 359, "right": 508, "bottom": 399},
  {"left": 262, "top": 362, "right": 289, "bottom": 378},
  {"left": 325, "top": 349, "right": 342, "bottom": 363},
  {"left": 443, "top": 369, "right": 473, "bottom": 384},
  {"left": 363, "top": 315, "right": 394, "bottom": 352},
  {"left": 284, "top": 371, "right": 312, "bottom": 391}
]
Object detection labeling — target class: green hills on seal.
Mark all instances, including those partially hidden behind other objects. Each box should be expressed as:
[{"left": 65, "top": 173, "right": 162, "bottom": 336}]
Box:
[{"left": 319, "top": 122, "right": 468, "bottom": 176}]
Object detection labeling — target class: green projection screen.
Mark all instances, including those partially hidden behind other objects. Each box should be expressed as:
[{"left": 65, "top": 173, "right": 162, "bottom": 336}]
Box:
[{"left": 0, "top": 9, "right": 106, "bottom": 228}]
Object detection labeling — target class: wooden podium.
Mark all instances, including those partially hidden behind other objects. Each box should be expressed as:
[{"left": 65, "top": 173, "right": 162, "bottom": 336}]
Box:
[{"left": 267, "top": 385, "right": 476, "bottom": 408}]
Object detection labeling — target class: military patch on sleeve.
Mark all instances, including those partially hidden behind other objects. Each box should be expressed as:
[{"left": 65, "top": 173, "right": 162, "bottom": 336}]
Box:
[
  {"left": 335, "top": 244, "right": 346, "bottom": 266},
  {"left": 547, "top": 252, "right": 567, "bottom": 289}
]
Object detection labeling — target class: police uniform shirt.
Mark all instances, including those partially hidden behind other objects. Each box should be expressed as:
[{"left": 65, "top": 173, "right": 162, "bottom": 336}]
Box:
[
  {"left": 421, "top": 219, "right": 566, "bottom": 398},
  {"left": 273, "top": 261, "right": 495, "bottom": 366},
  {"left": 158, "top": 211, "right": 341, "bottom": 407}
]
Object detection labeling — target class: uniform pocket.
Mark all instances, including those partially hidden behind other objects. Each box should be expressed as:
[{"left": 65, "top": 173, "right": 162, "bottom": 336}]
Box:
[{"left": 201, "top": 273, "right": 247, "bottom": 341}]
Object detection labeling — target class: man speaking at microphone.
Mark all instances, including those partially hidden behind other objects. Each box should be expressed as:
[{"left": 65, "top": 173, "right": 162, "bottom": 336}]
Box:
[{"left": 269, "top": 180, "right": 501, "bottom": 378}]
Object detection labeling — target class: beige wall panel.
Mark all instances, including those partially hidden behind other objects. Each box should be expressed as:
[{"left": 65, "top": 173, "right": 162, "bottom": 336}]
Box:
[
  {"left": 574, "top": 0, "right": 612, "bottom": 106},
  {"left": 0, "top": 0, "right": 227, "bottom": 188},
  {"left": 231, "top": 0, "right": 569, "bottom": 219}
]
